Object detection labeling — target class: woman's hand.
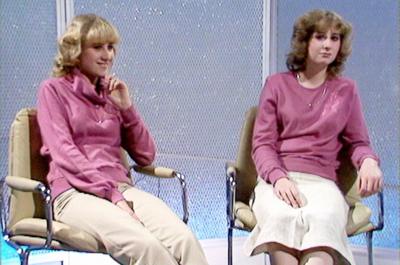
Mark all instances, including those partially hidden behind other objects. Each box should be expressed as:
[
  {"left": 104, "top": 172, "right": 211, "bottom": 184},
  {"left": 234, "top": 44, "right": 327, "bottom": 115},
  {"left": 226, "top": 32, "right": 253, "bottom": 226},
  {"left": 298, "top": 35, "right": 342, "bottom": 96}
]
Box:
[
  {"left": 358, "top": 158, "right": 383, "bottom": 197},
  {"left": 106, "top": 74, "right": 132, "bottom": 110},
  {"left": 116, "top": 200, "right": 142, "bottom": 223},
  {"left": 273, "top": 177, "right": 303, "bottom": 208}
]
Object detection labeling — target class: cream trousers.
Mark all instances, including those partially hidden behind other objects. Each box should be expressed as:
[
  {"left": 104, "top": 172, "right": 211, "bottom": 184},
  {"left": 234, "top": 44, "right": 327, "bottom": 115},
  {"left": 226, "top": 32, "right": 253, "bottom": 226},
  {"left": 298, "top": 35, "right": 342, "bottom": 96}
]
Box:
[{"left": 54, "top": 185, "right": 208, "bottom": 265}]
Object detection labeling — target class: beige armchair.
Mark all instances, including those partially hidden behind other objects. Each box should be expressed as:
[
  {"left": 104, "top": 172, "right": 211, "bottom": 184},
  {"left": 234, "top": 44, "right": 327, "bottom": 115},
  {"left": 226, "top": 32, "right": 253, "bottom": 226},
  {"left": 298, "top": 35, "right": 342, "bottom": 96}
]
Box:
[
  {"left": 1, "top": 108, "right": 189, "bottom": 265},
  {"left": 226, "top": 106, "right": 384, "bottom": 265}
]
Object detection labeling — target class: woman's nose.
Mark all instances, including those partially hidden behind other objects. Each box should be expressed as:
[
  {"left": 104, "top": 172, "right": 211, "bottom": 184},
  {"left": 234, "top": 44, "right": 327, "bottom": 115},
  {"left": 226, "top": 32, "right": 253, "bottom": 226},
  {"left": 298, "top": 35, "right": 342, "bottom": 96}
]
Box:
[
  {"left": 101, "top": 47, "right": 114, "bottom": 60},
  {"left": 322, "top": 40, "right": 331, "bottom": 50}
]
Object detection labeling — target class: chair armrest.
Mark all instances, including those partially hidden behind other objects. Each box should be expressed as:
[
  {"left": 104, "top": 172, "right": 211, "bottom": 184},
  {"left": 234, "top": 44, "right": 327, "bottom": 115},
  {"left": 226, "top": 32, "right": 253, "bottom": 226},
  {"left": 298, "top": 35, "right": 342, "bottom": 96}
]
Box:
[
  {"left": 225, "top": 161, "right": 238, "bottom": 228},
  {"left": 132, "top": 165, "right": 175, "bottom": 178},
  {"left": 131, "top": 165, "right": 189, "bottom": 224},
  {"left": 5, "top": 176, "right": 45, "bottom": 193},
  {"left": 225, "top": 161, "right": 237, "bottom": 179},
  {"left": 4, "top": 175, "right": 53, "bottom": 250}
]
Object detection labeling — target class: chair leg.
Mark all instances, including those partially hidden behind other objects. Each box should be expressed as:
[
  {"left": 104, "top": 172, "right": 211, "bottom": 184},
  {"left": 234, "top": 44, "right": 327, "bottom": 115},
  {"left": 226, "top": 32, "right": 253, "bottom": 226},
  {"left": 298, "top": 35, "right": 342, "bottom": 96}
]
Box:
[
  {"left": 228, "top": 227, "right": 233, "bottom": 265},
  {"left": 263, "top": 253, "right": 268, "bottom": 265},
  {"left": 366, "top": 231, "right": 373, "bottom": 265},
  {"left": 19, "top": 250, "right": 30, "bottom": 265}
]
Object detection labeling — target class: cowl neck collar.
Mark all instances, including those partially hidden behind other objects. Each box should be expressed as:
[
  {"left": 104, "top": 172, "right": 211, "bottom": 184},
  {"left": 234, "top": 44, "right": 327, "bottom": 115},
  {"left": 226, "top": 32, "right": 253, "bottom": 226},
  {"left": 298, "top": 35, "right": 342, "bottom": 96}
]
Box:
[{"left": 70, "top": 68, "right": 107, "bottom": 105}]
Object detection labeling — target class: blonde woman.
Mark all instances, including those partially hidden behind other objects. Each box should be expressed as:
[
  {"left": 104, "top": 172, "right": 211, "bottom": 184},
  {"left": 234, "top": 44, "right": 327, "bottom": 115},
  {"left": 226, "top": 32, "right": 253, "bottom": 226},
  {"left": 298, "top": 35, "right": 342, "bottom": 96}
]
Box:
[
  {"left": 244, "top": 10, "right": 383, "bottom": 265},
  {"left": 37, "top": 14, "right": 208, "bottom": 265}
]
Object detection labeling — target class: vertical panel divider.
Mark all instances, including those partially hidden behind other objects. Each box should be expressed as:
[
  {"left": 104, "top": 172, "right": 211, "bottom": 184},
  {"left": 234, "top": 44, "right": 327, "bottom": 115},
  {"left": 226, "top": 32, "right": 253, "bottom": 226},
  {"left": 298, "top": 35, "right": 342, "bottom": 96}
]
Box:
[
  {"left": 263, "top": 0, "right": 277, "bottom": 83},
  {"left": 56, "top": 0, "right": 74, "bottom": 38}
]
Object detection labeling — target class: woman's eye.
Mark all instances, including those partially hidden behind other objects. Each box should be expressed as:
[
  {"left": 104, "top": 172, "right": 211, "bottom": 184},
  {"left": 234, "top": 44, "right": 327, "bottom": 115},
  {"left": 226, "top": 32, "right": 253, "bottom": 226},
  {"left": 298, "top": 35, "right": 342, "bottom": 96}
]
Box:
[
  {"left": 315, "top": 34, "right": 326, "bottom": 40},
  {"left": 331, "top": 35, "right": 340, "bottom": 41},
  {"left": 107, "top": 44, "right": 114, "bottom": 50}
]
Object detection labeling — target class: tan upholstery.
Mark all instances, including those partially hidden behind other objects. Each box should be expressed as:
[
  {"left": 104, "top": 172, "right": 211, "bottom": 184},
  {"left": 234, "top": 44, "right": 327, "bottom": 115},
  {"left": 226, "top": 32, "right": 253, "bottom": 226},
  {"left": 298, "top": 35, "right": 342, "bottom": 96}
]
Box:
[
  {"left": 6, "top": 108, "right": 106, "bottom": 252},
  {"left": 233, "top": 202, "right": 257, "bottom": 229},
  {"left": 10, "top": 218, "right": 105, "bottom": 252},
  {"left": 346, "top": 203, "right": 372, "bottom": 235},
  {"left": 8, "top": 108, "right": 49, "bottom": 227},
  {"left": 10, "top": 236, "right": 66, "bottom": 250},
  {"left": 232, "top": 106, "right": 374, "bottom": 236},
  {"left": 234, "top": 107, "right": 258, "bottom": 204}
]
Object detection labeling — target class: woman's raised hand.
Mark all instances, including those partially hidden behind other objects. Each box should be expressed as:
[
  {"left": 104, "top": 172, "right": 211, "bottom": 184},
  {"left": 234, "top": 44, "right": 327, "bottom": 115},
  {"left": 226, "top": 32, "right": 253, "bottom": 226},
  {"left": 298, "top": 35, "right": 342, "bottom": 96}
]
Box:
[{"left": 106, "top": 74, "right": 132, "bottom": 110}]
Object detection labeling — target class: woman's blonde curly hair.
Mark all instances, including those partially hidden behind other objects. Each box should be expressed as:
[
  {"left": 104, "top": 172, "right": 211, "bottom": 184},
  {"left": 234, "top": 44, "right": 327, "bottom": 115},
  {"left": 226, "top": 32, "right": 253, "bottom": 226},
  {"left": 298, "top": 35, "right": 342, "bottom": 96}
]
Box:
[
  {"left": 286, "top": 10, "right": 352, "bottom": 78},
  {"left": 52, "top": 14, "right": 120, "bottom": 77}
]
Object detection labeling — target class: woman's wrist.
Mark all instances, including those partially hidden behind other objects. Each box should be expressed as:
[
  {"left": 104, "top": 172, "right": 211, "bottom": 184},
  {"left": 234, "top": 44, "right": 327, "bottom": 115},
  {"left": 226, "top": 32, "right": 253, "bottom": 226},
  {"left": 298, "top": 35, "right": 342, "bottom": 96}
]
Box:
[
  {"left": 361, "top": 157, "right": 378, "bottom": 168},
  {"left": 119, "top": 101, "right": 132, "bottom": 110}
]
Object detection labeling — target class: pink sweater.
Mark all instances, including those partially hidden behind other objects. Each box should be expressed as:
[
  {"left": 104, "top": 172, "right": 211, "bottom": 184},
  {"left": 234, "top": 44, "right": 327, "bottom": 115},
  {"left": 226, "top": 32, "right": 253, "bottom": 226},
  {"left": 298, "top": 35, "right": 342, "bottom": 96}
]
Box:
[
  {"left": 37, "top": 69, "right": 156, "bottom": 203},
  {"left": 252, "top": 72, "right": 378, "bottom": 185}
]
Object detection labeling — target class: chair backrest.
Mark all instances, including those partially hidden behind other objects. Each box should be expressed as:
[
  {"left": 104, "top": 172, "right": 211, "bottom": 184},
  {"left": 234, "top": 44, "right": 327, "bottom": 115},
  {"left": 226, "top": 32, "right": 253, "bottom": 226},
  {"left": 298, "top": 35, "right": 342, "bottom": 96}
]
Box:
[
  {"left": 7, "top": 108, "right": 132, "bottom": 228},
  {"left": 235, "top": 107, "right": 258, "bottom": 203},
  {"left": 336, "top": 147, "right": 361, "bottom": 206},
  {"left": 235, "top": 106, "right": 360, "bottom": 205},
  {"left": 8, "top": 108, "right": 49, "bottom": 227}
]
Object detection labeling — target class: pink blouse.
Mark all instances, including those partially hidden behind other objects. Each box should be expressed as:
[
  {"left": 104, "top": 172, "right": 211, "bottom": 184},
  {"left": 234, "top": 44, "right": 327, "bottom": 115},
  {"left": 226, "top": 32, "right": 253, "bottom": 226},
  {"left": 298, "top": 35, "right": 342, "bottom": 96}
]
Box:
[{"left": 37, "top": 69, "right": 156, "bottom": 203}]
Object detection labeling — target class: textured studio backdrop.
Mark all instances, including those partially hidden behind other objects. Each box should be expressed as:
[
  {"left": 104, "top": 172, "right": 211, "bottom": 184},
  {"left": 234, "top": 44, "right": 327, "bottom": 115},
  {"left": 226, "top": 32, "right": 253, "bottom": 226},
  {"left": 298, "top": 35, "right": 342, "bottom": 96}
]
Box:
[{"left": 1, "top": 0, "right": 398, "bottom": 262}]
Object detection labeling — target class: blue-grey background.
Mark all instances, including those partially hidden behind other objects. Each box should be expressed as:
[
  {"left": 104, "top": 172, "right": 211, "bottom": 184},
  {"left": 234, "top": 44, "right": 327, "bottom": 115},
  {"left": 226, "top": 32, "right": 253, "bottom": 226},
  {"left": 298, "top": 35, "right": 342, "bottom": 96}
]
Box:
[{"left": 1, "top": 0, "right": 398, "bottom": 262}]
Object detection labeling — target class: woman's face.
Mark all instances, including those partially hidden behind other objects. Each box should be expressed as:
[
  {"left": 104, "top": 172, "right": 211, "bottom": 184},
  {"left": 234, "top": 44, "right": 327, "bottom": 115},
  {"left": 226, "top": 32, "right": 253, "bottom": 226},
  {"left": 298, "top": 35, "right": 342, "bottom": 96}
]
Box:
[
  {"left": 306, "top": 29, "right": 341, "bottom": 68},
  {"left": 78, "top": 41, "right": 115, "bottom": 84}
]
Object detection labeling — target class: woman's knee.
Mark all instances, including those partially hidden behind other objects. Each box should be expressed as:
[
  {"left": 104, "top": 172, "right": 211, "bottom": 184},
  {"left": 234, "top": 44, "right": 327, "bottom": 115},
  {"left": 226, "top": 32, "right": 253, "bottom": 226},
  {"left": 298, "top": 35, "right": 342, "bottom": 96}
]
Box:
[
  {"left": 174, "top": 227, "right": 199, "bottom": 246},
  {"left": 139, "top": 235, "right": 166, "bottom": 251},
  {"left": 300, "top": 251, "right": 333, "bottom": 265}
]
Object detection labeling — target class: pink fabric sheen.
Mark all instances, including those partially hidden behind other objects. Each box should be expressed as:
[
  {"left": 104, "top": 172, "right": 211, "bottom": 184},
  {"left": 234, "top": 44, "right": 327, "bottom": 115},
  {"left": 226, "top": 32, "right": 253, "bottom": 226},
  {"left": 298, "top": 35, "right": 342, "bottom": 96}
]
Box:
[
  {"left": 252, "top": 72, "right": 379, "bottom": 185},
  {"left": 37, "top": 69, "right": 156, "bottom": 203}
]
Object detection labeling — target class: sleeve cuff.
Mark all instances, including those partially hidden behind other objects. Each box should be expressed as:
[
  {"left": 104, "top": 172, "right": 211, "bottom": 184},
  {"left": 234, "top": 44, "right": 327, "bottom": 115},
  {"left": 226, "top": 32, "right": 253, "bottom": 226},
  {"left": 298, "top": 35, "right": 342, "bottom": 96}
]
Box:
[
  {"left": 352, "top": 146, "right": 380, "bottom": 169},
  {"left": 120, "top": 105, "right": 141, "bottom": 126},
  {"left": 109, "top": 189, "right": 125, "bottom": 204},
  {"left": 266, "top": 168, "right": 287, "bottom": 185},
  {"left": 358, "top": 155, "right": 380, "bottom": 169}
]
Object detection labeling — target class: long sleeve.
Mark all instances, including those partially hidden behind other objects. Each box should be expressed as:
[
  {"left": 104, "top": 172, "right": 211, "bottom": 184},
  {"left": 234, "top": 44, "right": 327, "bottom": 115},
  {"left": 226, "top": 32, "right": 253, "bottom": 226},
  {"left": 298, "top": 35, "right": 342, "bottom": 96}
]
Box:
[
  {"left": 37, "top": 81, "right": 124, "bottom": 203},
  {"left": 252, "top": 79, "right": 287, "bottom": 184},
  {"left": 120, "top": 106, "right": 156, "bottom": 166},
  {"left": 341, "top": 84, "right": 379, "bottom": 169}
]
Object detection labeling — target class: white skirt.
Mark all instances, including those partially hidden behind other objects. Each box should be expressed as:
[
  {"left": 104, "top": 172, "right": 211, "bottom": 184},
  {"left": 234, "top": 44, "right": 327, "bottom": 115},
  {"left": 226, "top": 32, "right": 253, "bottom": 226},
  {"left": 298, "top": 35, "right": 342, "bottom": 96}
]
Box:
[{"left": 243, "top": 172, "right": 355, "bottom": 265}]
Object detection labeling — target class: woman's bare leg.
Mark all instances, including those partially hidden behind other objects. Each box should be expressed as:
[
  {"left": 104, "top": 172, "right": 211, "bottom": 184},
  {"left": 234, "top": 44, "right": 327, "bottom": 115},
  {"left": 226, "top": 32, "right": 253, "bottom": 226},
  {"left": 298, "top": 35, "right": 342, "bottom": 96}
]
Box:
[
  {"left": 270, "top": 250, "right": 298, "bottom": 265},
  {"left": 301, "top": 251, "right": 333, "bottom": 265}
]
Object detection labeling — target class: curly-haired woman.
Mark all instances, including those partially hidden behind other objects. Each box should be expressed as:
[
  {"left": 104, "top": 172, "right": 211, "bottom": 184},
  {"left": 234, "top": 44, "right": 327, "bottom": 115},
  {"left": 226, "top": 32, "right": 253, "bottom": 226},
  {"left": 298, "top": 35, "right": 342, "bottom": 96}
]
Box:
[{"left": 244, "top": 9, "right": 382, "bottom": 265}]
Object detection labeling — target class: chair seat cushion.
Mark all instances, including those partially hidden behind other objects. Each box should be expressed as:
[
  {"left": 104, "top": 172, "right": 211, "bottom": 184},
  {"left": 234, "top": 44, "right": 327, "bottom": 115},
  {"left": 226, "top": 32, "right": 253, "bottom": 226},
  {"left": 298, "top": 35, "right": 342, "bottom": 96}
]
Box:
[
  {"left": 10, "top": 235, "right": 70, "bottom": 250},
  {"left": 10, "top": 218, "right": 105, "bottom": 252},
  {"left": 234, "top": 201, "right": 257, "bottom": 230},
  {"left": 234, "top": 201, "right": 372, "bottom": 236},
  {"left": 346, "top": 202, "right": 372, "bottom": 235}
]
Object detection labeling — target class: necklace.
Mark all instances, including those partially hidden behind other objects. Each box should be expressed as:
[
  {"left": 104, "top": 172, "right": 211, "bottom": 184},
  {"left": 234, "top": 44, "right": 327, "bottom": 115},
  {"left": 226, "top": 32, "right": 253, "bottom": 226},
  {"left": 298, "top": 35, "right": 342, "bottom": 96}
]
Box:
[{"left": 296, "top": 73, "right": 328, "bottom": 109}]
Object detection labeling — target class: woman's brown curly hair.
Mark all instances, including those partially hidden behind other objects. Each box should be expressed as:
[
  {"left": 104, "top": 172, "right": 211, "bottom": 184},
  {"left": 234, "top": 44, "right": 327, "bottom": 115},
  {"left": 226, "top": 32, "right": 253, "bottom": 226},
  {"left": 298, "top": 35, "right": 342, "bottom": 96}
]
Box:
[
  {"left": 52, "top": 14, "right": 120, "bottom": 77},
  {"left": 286, "top": 9, "right": 352, "bottom": 78}
]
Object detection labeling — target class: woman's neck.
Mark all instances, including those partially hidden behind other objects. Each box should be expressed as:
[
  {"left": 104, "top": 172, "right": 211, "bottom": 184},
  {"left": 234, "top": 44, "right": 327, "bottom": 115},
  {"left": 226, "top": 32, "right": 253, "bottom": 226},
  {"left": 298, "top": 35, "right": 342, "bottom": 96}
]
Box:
[{"left": 298, "top": 65, "right": 328, "bottom": 89}]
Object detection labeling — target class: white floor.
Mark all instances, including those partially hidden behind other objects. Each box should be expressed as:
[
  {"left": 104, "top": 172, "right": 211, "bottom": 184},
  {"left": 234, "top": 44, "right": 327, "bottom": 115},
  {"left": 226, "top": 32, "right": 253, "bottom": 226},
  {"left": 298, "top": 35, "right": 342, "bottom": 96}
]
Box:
[
  {"left": 201, "top": 237, "right": 400, "bottom": 265},
  {"left": 2, "top": 237, "right": 399, "bottom": 265}
]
